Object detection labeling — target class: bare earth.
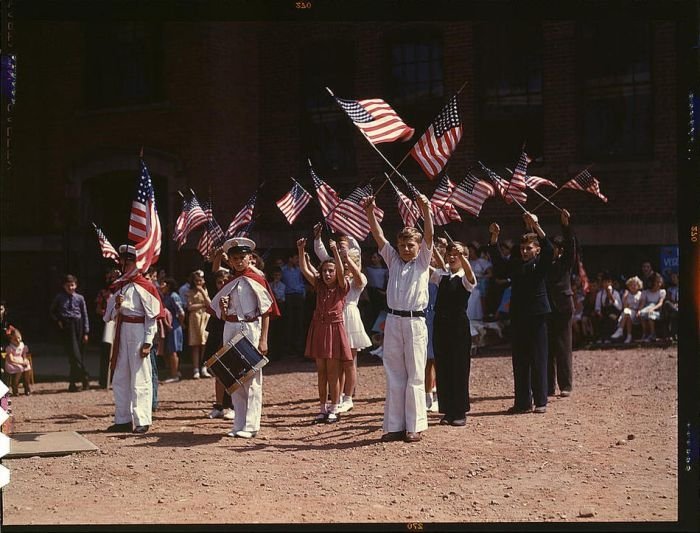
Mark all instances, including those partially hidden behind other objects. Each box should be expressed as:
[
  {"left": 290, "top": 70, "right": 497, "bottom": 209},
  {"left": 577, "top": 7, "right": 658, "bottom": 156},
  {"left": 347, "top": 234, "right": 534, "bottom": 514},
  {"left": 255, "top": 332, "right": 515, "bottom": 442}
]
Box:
[{"left": 3, "top": 345, "right": 677, "bottom": 526}]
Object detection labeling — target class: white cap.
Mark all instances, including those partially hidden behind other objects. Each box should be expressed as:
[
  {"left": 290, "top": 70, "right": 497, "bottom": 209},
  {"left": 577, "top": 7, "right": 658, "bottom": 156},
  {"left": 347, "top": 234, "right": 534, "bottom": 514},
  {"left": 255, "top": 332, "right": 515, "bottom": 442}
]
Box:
[
  {"left": 118, "top": 244, "right": 137, "bottom": 258},
  {"left": 222, "top": 237, "right": 256, "bottom": 254}
]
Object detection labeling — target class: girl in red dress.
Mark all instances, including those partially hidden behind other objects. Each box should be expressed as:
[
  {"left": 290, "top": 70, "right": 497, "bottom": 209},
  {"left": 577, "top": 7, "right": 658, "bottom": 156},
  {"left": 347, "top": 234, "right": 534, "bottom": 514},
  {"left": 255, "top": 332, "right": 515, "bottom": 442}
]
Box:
[{"left": 297, "top": 238, "right": 352, "bottom": 423}]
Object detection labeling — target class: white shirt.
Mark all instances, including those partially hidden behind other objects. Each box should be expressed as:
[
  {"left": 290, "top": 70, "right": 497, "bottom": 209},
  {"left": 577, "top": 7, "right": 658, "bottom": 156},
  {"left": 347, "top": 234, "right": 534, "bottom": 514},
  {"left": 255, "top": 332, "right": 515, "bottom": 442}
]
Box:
[
  {"left": 594, "top": 288, "right": 622, "bottom": 312},
  {"left": 210, "top": 275, "right": 273, "bottom": 321},
  {"left": 312, "top": 236, "right": 361, "bottom": 262},
  {"left": 103, "top": 283, "right": 158, "bottom": 345},
  {"left": 430, "top": 268, "right": 477, "bottom": 292},
  {"left": 380, "top": 240, "right": 432, "bottom": 311}
]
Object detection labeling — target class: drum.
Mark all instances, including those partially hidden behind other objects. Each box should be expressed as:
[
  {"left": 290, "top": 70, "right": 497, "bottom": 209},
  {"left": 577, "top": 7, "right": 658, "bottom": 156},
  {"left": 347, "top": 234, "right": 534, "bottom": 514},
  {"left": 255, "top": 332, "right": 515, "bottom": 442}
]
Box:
[{"left": 204, "top": 332, "right": 269, "bottom": 394}]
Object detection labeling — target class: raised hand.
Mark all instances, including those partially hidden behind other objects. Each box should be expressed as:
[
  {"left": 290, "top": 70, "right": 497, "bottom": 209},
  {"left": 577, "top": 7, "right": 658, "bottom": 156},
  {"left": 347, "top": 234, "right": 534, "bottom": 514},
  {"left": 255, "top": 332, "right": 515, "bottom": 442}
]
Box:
[
  {"left": 361, "top": 195, "right": 376, "bottom": 210},
  {"left": 488, "top": 222, "right": 500, "bottom": 236},
  {"left": 560, "top": 208, "right": 571, "bottom": 226},
  {"left": 313, "top": 222, "right": 323, "bottom": 239},
  {"left": 296, "top": 237, "right": 307, "bottom": 250}
]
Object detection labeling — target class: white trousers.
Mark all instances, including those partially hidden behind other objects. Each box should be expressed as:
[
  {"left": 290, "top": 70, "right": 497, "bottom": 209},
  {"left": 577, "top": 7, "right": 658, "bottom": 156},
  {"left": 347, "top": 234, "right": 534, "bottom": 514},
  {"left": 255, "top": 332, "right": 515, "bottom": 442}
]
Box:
[
  {"left": 223, "top": 320, "right": 263, "bottom": 433},
  {"left": 113, "top": 322, "right": 152, "bottom": 427},
  {"left": 382, "top": 314, "right": 428, "bottom": 433}
]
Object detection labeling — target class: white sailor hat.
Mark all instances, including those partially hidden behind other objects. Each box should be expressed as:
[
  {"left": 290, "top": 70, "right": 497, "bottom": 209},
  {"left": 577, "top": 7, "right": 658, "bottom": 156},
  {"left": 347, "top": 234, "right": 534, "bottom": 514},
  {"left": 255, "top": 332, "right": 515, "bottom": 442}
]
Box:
[
  {"left": 193, "top": 269, "right": 205, "bottom": 277},
  {"left": 222, "top": 237, "right": 256, "bottom": 254},
  {"left": 118, "top": 244, "right": 137, "bottom": 259},
  {"left": 217, "top": 267, "right": 230, "bottom": 274}
]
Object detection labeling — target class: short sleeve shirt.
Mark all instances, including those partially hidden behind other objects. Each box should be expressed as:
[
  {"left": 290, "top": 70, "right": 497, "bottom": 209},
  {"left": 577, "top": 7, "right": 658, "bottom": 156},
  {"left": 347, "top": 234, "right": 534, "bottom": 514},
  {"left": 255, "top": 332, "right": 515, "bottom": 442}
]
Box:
[{"left": 379, "top": 241, "right": 432, "bottom": 311}]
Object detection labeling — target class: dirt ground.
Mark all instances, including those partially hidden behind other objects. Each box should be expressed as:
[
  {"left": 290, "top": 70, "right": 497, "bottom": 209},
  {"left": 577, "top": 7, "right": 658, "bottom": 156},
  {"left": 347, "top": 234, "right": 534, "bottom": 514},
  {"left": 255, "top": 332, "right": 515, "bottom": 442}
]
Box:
[{"left": 2, "top": 344, "right": 678, "bottom": 526}]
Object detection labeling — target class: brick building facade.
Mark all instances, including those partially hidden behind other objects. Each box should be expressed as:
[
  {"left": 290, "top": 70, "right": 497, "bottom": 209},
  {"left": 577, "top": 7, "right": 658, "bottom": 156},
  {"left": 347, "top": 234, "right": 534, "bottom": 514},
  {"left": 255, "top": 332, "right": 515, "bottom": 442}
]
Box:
[{"left": 1, "top": 12, "right": 694, "bottom": 340}]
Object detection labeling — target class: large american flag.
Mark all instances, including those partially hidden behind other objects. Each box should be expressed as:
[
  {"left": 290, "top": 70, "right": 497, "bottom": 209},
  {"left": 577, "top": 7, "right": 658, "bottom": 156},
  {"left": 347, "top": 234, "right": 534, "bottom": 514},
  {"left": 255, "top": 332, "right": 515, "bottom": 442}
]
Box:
[
  {"left": 410, "top": 95, "right": 463, "bottom": 179},
  {"left": 451, "top": 173, "right": 495, "bottom": 217},
  {"left": 430, "top": 174, "right": 462, "bottom": 226},
  {"left": 225, "top": 192, "right": 257, "bottom": 238},
  {"left": 310, "top": 165, "right": 342, "bottom": 218},
  {"left": 92, "top": 223, "right": 119, "bottom": 263},
  {"left": 334, "top": 96, "right": 414, "bottom": 145},
  {"left": 562, "top": 169, "right": 608, "bottom": 203},
  {"left": 127, "top": 160, "right": 162, "bottom": 271},
  {"left": 197, "top": 200, "right": 226, "bottom": 259},
  {"left": 480, "top": 162, "right": 527, "bottom": 205},
  {"left": 388, "top": 178, "right": 420, "bottom": 228},
  {"left": 276, "top": 180, "right": 312, "bottom": 225},
  {"left": 327, "top": 183, "right": 385, "bottom": 241},
  {"left": 173, "top": 194, "right": 207, "bottom": 249}
]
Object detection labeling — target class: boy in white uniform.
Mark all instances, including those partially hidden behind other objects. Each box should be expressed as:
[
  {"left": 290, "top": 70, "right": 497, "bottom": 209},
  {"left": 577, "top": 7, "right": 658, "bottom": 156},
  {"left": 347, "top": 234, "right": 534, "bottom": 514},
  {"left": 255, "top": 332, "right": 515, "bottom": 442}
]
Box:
[
  {"left": 209, "top": 237, "right": 279, "bottom": 438},
  {"left": 104, "top": 245, "right": 163, "bottom": 434},
  {"left": 363, "top": 192, "right": 434, "bottom": 443}
]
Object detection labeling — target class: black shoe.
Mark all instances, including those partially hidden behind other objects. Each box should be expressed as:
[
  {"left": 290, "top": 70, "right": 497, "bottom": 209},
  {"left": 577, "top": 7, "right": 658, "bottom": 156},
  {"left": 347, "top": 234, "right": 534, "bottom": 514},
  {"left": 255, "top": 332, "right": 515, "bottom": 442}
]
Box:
[
  {"left": 439, "top": 416, "right": 453, "bottom": 425},
  {"left": 68, "top": 384, "right": 79, "bottom": 393},
  {"left": 380, "top": 431, "right": 406, "bottom": 442},
  {"left": 450, "top": 417, "right": 467, "bottom": 426},
  {"left": 82, "top": 379, "right": 90, "bottom": 391},
  {"left": 506, "top": 405, "right": 532, "bottom": 415},
  {"left": 133, "top": 425, "right": 150, "bottom": 434},
  {"left": 106, "top": 422, "right": 132, "bottom": 433}
]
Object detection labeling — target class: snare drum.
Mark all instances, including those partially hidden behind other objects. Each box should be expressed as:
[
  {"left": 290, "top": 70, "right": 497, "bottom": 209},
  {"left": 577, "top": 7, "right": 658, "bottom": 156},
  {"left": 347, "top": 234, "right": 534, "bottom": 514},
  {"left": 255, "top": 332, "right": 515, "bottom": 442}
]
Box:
[{"left": 204, "top": 333, "right": 269, "bottom": 394}]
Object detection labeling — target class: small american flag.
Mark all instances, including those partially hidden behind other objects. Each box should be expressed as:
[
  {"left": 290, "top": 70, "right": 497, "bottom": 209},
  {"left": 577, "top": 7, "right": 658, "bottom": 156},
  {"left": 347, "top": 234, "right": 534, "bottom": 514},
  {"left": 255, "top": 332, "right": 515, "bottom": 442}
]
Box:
[
  {"left": 128, "top": 160, "right": 162, "bottom": 271},
  {"left": 388, "top": 178, "right": 420, "bottom": 228},
  {"left": 335, "top": 96, "right": 414, "bottom": 145},
  {"left": 481, "top": 162, "right": 527, "bottom": 205},
  {"left": 410, "top": 95, "right": 463, "bottom": 179},
  {"left": 225, "top": 192, "right": 257, "bottom": 238},
  {"left": 430, "top": 174, "right": 462, "bottom": 226},
  {"left": 197, "top": 200, "right": 226, "bottom": 259},
  {"left": 510, "top": 151, "right": 531, "bottom": 197},
  {"left": 276, "top": 180, "right": 312, "bottom": 225},
  {"left": 173, "top": 195, "right": 207, "bottom": 249},
  {"left": 451, "top": 173, "right": 495, "bottom": 218},
  {"left": 328, "top": 184, "right": 384, "bottom": 241},
  {"left": 562, "top": 170, "right": 608, "bottom": 203},
  {"left": 310, "top": 165, "right": 342, "bottom": 219},
  {"left": 92, "top": 223, "right": 119, "bottom": 263},
  {"left": 524, "top": 174, "right": 557, "bottom": 190}
]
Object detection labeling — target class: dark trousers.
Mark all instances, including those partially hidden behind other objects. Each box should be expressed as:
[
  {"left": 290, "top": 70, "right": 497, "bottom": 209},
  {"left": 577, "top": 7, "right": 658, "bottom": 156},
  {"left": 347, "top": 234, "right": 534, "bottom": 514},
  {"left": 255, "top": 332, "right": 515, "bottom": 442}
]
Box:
[
  {"left": 99, "top": 342, "right": 111, "bottom": 388},
  {"left": 434, "top": 317, "right": 472, "bottom": 417},
  {"left": 547, "top": 310, "right": 573, "bottom": 394},
  {"left": 61, "top": 317, "right": 89, "bottom": 384},
  {"left": 511, "top": 314, "right": 548, "bottom": 409},
  {"left": 284, "top": 293, "right": 305, "bottom": 357}
]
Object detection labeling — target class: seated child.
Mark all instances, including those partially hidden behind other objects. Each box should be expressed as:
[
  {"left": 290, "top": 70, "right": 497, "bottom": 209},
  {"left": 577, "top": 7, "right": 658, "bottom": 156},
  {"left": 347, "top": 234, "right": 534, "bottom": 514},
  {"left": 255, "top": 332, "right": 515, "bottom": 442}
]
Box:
[
  {"left": 611, "top": 276, "right": 643, "bottom": 343},
  {"left": 4, "top": 326, "right": 32, "bottom": 395}
]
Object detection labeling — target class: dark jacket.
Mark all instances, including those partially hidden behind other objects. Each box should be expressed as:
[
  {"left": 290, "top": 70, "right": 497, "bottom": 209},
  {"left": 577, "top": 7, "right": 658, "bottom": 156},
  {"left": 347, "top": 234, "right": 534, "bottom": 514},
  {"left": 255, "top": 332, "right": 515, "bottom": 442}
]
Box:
[
  {"left": 488, "top": 235, "right": 554, "bottom": 318},
  {"left": 546, "top": 224, "right": 576, "bottom": 314}
]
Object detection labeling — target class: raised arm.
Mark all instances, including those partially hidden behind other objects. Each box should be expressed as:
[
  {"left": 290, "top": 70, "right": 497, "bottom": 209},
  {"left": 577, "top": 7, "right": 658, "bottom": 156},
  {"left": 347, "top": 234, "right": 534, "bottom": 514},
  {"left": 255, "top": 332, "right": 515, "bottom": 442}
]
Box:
[
  {"left": 455, "top": 243, "right": 477, "bottom": 285},
  {"left": 329, "top": 240, "right": 346, "bottom": 290},
  {"left": 296, "top": 238, "right": 317, "bottom": 286},
  {"left": 432, "top": 245, "right": 447, "bottom": 271},
  {"left": 313, "top": 222, "right": 332, "bottom": 262},
  {"left": 416, "top": 193, "right": 434, "bottom": 247},
  {"left": 362, "top": 195, "right": 389, "bottom": 251},
  {"left": 341, "top": 248, "right": 364, "bottom": 289}
]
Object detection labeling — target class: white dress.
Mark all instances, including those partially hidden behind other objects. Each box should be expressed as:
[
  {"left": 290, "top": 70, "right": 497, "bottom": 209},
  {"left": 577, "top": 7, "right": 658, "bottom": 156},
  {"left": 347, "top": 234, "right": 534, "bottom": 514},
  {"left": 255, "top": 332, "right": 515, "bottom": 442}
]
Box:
[{"left": 343, "top": 274, "right": 372, "bottom": 350}]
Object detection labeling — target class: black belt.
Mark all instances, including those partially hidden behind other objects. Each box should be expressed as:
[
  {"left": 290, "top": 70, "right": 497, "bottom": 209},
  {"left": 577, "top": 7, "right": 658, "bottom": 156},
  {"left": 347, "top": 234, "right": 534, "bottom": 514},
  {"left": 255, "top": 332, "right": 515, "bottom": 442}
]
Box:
[{"left": 388, "top": 308, "right": 425, "bottom": 318}]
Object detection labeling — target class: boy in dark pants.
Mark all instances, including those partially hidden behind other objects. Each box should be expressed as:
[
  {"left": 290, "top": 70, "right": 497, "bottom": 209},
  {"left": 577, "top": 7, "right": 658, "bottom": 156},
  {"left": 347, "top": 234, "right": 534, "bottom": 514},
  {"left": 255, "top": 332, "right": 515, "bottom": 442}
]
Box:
[{"left": 488, "top": 213, "right": 554, "bottom": 414}]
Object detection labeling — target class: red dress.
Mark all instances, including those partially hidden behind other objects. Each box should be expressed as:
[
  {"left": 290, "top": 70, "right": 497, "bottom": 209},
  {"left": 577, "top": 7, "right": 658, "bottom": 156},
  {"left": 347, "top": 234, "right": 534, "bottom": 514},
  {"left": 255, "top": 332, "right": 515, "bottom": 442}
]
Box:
[{"left": 305, "top": 281, "right": 352, "bottom": 361}]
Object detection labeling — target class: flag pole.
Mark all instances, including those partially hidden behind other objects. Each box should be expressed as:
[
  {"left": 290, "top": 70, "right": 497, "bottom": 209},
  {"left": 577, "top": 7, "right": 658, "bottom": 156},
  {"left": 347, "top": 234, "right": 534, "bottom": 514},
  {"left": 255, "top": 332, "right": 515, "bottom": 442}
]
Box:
[
  {"left": 531, "top": 164, "right": 593, "bottom": 213},
  {"left": 478, "top": 161, "right": 528, "bottom": 214},
  {"left": 505, "top": 167, "right": 562, "bottom": 213}
]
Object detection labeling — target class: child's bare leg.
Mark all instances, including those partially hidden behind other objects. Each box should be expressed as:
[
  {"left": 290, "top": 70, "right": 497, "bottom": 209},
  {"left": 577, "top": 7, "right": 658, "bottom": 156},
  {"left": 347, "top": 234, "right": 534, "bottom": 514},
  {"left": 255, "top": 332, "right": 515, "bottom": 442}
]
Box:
[
  {"left": 342, "top": 350, "right": 357, "bottom": 397},
  {"left": 315, "top": 359, "right": 328, "bottom": 410},
  {"left": 326, "top": 359, "right": 341, "bottom": 406}
]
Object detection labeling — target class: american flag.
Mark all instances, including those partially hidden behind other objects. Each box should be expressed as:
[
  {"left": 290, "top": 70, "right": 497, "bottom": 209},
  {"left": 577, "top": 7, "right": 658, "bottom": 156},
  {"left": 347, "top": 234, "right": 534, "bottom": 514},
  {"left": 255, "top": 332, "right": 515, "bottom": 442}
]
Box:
[
  {"left": 92, "top": 223, "right": 119, "bottom": 263},
  {"left": 510, "top": 151, "right": 531, "bottom": 197},
  {"left": 197, "top": 200, "right": 226, "bottom": 259},
  {"left": 173, "top": 194, "right": 207, "bottom": 249},
  {"left": 451, "top": 173, "right": 495, "bottom": 218},
  {"left": 388, "top": 178, "right": 420, "bottom": 228},
  {"left": 225, "top": 192, "right": 257, "bottom": 238},
  {"left": 334, "top": 96, "right": 414, "bottom": 145},
  {"left": 327, "top": 183, "right": 385, "bottom": 241},
  {"left": 524, "top": 174, "right": 557, "bottom": 190},
  {"left": 127, "top": 160, "right": 162, "bottom": 271},
  {"left": 430, "top": 174, "right": 462, "bottom": 226},
  {"left": 410, "top": 95, "right": 463, "bottom": 179},
  {"left": 480, "top": 162, "right": 527, "bottom": 205},
  {"left": 310, "top": 165, "right": 342, "bottom": 218},
  {"left": 276, "top": 180, "right": 312, "bottom": 225},
  {"left": 562, "top": 170, "right": 608, "bottom": 203}
]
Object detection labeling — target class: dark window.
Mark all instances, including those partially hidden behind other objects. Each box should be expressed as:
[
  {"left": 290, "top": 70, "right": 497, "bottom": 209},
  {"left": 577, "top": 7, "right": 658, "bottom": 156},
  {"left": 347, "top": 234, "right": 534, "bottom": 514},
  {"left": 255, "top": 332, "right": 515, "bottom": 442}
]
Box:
[
  {"left": 301, "top": 40, "right": 356, "bottom": 177},
  {"left": 386, "top": 29, "right": 444, "bottom": 105},
  {"left": 476, "top": 22, "right": 543, "bottom": 162},
  {"left": 580, "top": 22, "right": 652, "bottom": 159},
  {"left": 84, "top": 21, "right": 163, "bottom": 109}
]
